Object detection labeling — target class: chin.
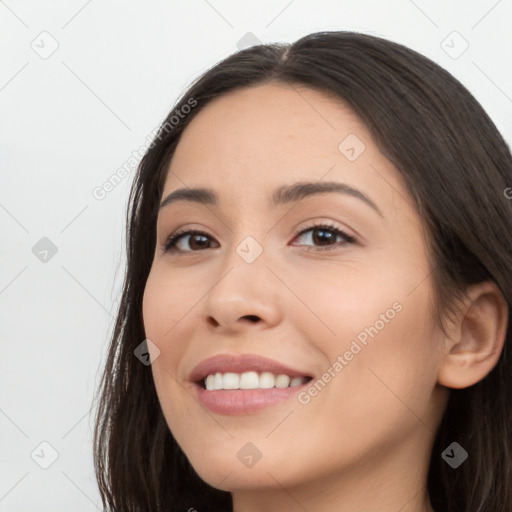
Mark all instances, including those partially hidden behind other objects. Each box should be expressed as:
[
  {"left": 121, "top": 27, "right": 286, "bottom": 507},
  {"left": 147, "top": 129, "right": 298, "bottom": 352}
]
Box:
[
  {"left": 184, "top": 441, "right": 318, "bottom": 493},
  {"left": 186, "top": 455, "right": 269, "bottom": 490}
]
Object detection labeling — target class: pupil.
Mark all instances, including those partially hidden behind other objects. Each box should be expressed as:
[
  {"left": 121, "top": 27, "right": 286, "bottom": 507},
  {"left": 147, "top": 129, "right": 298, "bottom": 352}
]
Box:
[
  {"left": 190, "top": 235, "right": 209, "bottom": 250},
  {"left": 314, "top": 229, "right": 334, "bottom": 245}
]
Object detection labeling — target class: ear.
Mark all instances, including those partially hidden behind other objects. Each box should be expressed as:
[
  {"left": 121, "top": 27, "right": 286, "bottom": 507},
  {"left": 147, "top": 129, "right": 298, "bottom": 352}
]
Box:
[{"left": 437, "top": 281, "right": 509, "bottom": 389}]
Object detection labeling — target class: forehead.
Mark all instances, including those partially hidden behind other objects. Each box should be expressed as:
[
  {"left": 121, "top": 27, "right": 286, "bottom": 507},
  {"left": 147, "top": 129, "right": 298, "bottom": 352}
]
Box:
[
  {"left": 169, "top": 83, "right": 364, "bottom": 171},
  {"left": 162, "top": 82, "right": 411, "bottom": 215}
]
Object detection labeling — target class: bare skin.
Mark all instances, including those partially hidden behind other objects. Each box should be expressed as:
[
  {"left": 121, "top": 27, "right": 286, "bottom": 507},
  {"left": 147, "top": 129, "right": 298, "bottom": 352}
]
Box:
[{"left": 142, "top": 82, "right": 508, "bottom": 512}]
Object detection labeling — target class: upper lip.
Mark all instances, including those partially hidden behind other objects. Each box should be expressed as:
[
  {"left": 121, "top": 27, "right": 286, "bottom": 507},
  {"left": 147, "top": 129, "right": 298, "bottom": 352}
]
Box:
[{"left": 189, "top": 353, "right": 313, "bottom": 383}]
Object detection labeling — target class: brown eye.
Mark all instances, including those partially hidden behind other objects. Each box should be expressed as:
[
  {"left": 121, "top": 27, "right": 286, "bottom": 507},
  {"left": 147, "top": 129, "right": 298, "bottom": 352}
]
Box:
[
  {"left": 292, "top": 223, "right": 356, "bottom": 250},
  {"left": 163, "top": 230, "right": 219, "bottom": 253}
]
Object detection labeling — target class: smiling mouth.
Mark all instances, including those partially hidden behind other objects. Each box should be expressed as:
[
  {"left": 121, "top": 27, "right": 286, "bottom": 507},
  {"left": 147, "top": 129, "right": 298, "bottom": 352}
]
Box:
[{"left": 198, "top": 372, "right": 313, "bottom": 390}]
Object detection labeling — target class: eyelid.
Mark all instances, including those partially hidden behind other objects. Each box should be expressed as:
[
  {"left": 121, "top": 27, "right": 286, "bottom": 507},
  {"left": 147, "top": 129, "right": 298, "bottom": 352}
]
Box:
[
  {"left": 162, "top": 227, "right": 216, "bottom": 254},
  {"left": 290, "top": 221, "right": 357, "bottom": 251},
  {"left": 294, "top": 219, "right": 357, "bottom": 242}
]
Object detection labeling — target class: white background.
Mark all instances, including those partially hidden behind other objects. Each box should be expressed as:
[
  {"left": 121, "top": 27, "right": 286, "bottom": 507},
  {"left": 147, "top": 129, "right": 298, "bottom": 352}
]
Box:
[{"left": 1, "top": 1, "right": 511, "bottom": 510}]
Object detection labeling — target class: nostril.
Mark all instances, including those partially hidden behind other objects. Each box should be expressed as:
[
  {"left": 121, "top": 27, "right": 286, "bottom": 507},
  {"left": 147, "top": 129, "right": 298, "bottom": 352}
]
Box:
[
  {"left": 242, "top": 315, "right": 260, "bottom": 323},
  {"left": 207, "top": 317, "right": 220, "bottom": 327}
]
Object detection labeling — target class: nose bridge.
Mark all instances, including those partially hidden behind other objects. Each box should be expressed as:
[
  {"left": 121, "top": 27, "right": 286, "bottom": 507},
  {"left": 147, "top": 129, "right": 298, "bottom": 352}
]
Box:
[
  {"left": 220, "top": 212, "right": 271, "bottom": 271},
  {"left": 213, "top": 231, "right": 270, "bottom": 300},
  {"left": 201, "top": 229, "right": 283, "bottom": 328}
]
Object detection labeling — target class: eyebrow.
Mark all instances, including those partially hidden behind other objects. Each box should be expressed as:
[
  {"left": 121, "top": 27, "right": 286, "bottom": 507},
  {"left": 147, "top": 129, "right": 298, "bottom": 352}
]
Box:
[{"left": 159, "top": 181, "right": 383, "bottom": 217}]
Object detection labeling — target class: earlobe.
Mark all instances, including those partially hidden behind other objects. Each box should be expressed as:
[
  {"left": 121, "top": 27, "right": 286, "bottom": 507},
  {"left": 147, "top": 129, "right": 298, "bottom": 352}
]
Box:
[{"left": 437, "top": 281, "right": 509, "bottom": 389}]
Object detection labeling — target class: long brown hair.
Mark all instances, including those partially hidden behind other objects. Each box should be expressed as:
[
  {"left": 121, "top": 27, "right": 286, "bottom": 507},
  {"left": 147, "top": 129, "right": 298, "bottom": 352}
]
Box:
[{"left": 93, "top": 31, "right": 512, "bottom": 511}]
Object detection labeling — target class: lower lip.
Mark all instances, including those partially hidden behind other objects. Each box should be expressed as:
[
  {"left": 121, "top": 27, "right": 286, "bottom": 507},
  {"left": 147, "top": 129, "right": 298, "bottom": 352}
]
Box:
[{"left": 193, "top": 382, "right": 310, "bottom": 415}]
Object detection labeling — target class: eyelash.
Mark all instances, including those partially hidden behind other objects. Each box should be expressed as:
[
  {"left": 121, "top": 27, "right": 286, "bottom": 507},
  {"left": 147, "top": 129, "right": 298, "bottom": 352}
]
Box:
[{"left": 162, "top": 222, "right": 357, "bottom": 254}]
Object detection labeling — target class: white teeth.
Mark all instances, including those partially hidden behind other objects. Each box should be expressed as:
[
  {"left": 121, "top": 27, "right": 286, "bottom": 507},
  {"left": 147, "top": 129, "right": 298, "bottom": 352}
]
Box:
[
  {"left": 222, "top": 372, "right": 239, "bottom": 389},
  {"left": 259, "top": 372, "right": 275, "bottom": 389},
  {"left": 214, "top": 373, "right": 223, "bottom": 390},
  {"left": 239, "top": 371, "right": 259, "bottom": 389},
  {"left": 290, "top": 376, "right": 304, "bottom": 387},
  {"left": 206, "top": 374, "right": 215, "bottom": 390},
  {"left": 275, "top": 374, "right": 291, "bottom": 388},
  {"left": 203, "top": 371, "right": 308, "bottom": 390}
]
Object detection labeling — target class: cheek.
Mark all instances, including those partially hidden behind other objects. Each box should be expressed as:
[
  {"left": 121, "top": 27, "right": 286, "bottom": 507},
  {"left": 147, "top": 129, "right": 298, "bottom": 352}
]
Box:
[
  {"left": 327, "top": 290, "right": 440, "bottom": 429},
  {"left": 280, "top": 259, "right": 405, "bottom": 352},
  {"left": 142, "top": 268, "right": 197, "bottom": 384},
  {"left": 142, "top": 270, "right": 195, "bottom": 434},
  {"left": 142, "top": 268, "right": 199, "bottom": 345},
  {"left": 296, "top": 261, "right": 440, "bottom": 410}
]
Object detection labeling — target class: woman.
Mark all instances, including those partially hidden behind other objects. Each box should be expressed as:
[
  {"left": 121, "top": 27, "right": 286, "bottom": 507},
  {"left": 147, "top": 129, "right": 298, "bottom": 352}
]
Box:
[{"left": 94, "top": 31, "right": 512, "bottom": 511}]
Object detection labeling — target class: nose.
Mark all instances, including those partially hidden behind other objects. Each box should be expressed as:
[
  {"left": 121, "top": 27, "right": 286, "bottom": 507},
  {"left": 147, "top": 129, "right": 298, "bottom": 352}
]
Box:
[{"left": 200, "top": 245, "right": 284, "bottom": 333}]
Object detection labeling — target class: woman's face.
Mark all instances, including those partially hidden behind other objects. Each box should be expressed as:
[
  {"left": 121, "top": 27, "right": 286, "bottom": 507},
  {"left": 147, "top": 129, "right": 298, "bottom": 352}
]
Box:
[{"left": 142, "top": 82, "right": 448, "bottom": 501}]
